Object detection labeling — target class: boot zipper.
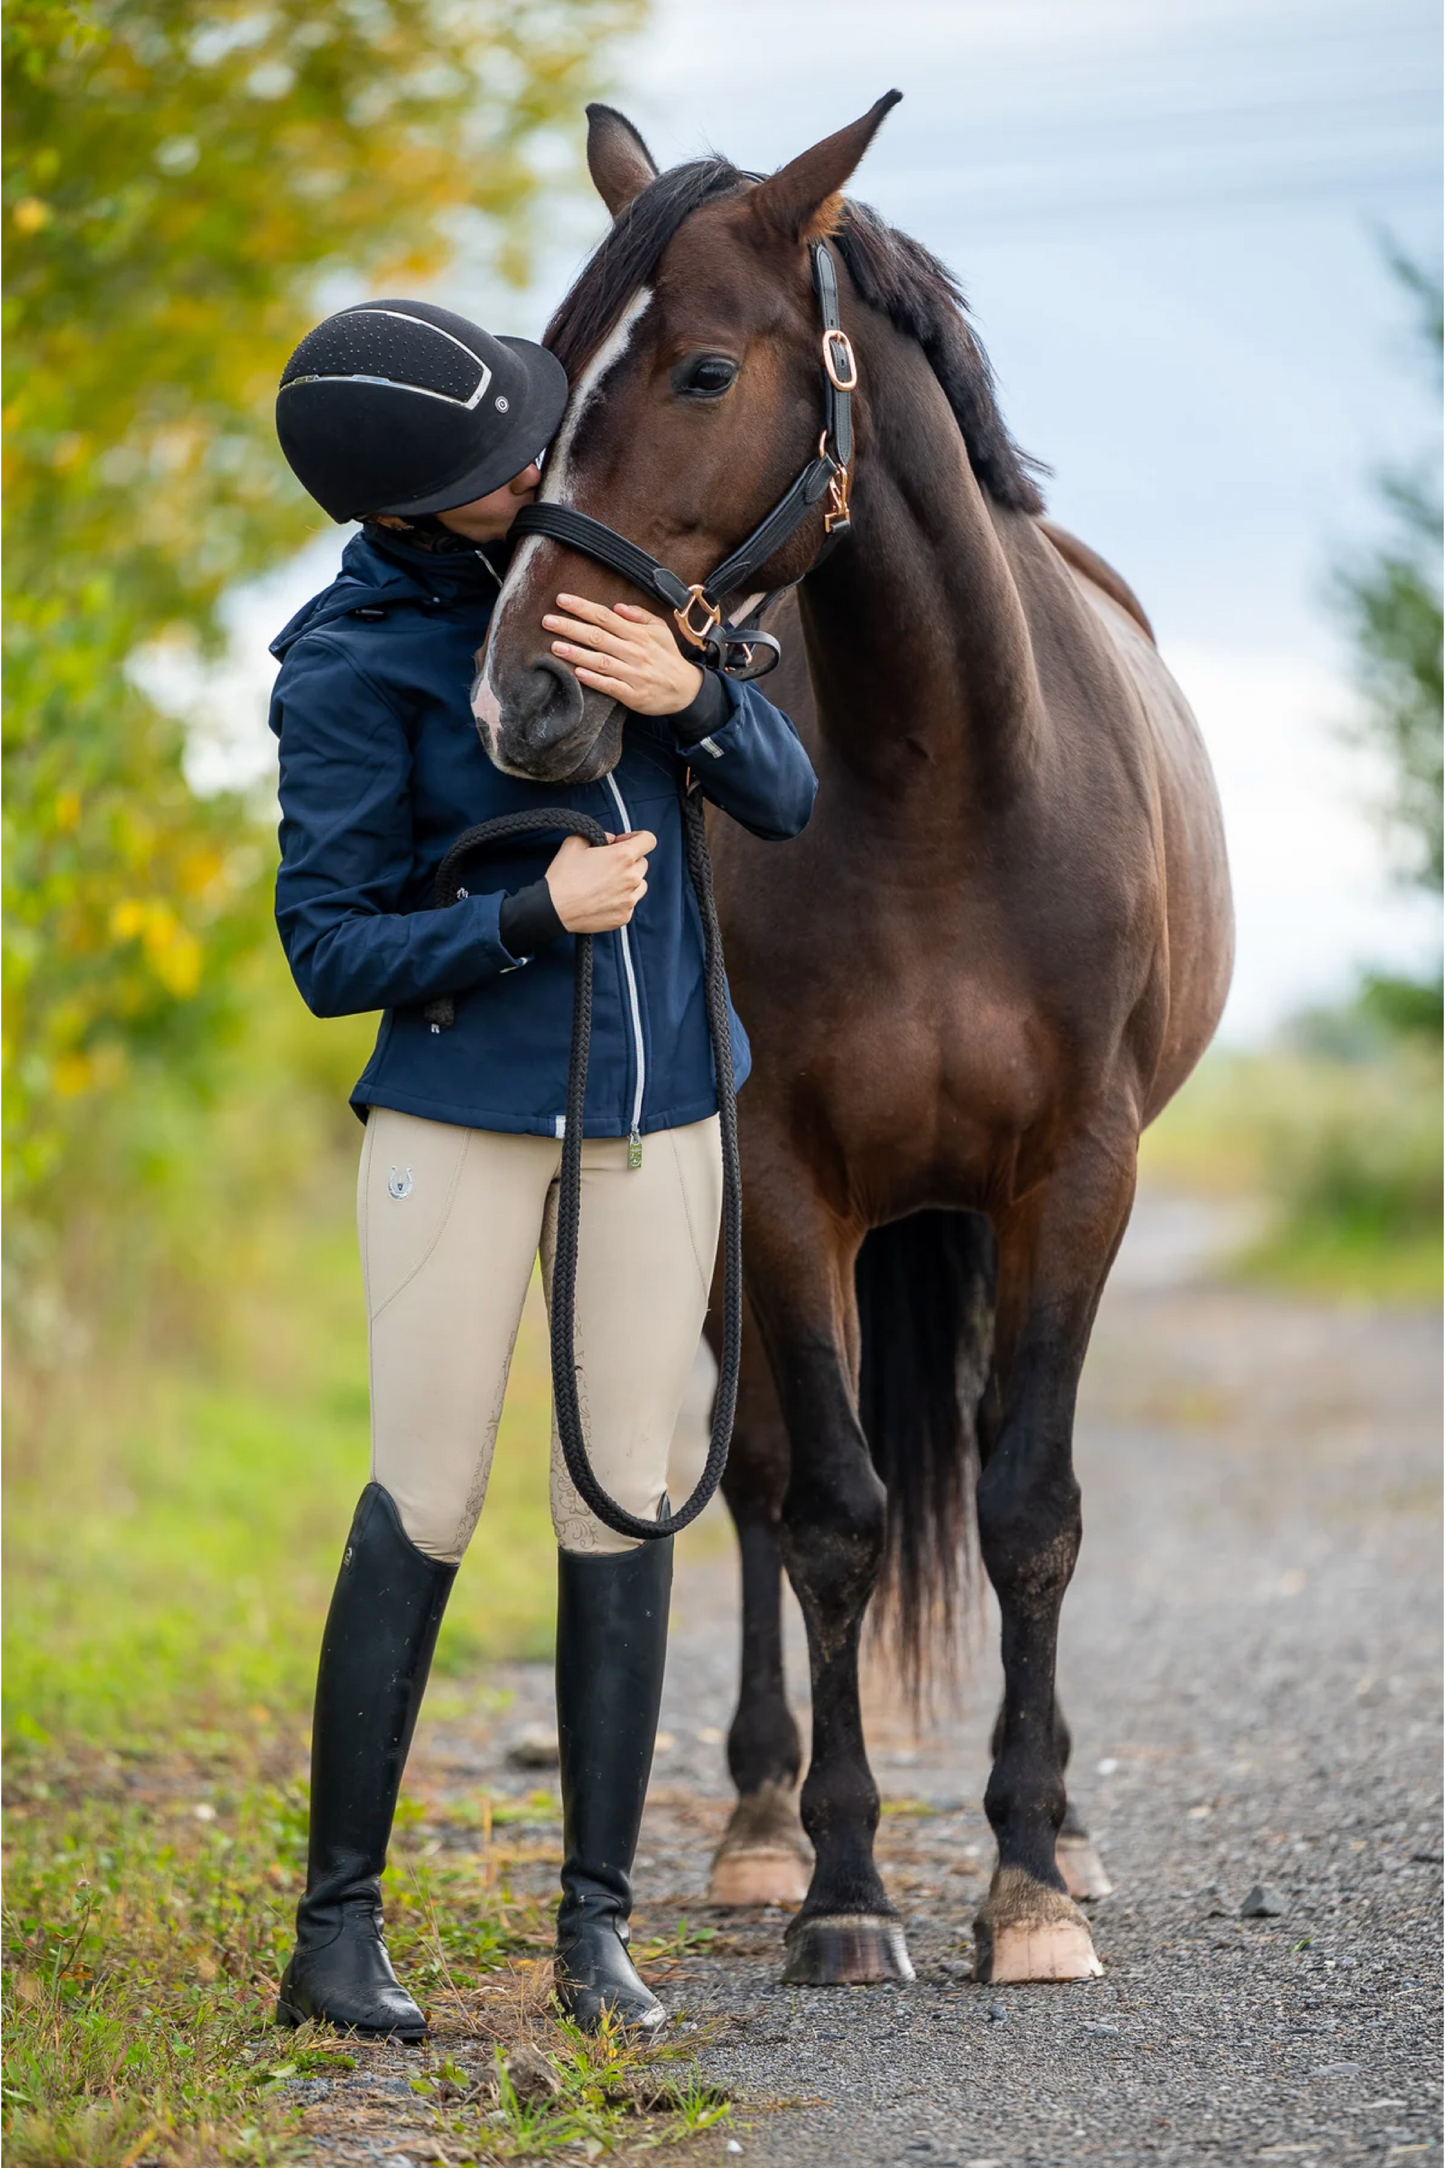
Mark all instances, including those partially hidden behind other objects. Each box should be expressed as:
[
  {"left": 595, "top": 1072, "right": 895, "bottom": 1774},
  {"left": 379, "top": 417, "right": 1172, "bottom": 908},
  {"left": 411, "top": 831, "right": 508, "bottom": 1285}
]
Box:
[{"left": 604, "top": 772, "right": 646, "bottom": 1167}]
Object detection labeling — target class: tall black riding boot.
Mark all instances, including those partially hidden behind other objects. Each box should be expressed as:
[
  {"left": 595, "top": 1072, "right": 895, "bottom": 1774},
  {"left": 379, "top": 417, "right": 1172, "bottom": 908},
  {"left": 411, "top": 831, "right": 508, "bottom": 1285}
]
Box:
[
  {"left": 553, "top": 1539, "right": 673, "bottom": 2032},
  {"left": 277, "top": 1484, "right": 455, "bottom": 2039}
]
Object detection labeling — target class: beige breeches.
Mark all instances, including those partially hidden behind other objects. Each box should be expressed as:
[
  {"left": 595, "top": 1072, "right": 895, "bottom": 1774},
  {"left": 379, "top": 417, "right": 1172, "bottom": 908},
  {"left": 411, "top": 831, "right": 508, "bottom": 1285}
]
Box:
[{"left": 358, "top": 1107, "right": 722, "bottom": 1561}]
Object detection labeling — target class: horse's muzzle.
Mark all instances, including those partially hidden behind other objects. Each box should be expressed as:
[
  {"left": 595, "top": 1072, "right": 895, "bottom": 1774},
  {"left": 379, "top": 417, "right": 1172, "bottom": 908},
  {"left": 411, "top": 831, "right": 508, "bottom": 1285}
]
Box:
[{"left": 473, "top": 657, "right": 620, "bottom": 785}]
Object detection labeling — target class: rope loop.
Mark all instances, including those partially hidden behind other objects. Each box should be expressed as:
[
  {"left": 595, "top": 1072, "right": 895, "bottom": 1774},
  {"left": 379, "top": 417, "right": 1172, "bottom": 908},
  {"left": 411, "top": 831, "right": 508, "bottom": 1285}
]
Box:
[{"left": 422, "top": 792, "right": 741, "bottom": 1542}]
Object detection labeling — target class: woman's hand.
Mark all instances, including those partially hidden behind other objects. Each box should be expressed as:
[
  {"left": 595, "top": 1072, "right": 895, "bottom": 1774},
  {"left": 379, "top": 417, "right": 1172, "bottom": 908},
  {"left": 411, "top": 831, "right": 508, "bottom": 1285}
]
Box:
[
  {"left": 544, "top": 830, "right": 656, "bottom": 933},
  {"left": 544, "top": 594, "right": 704, "bottom": 716}
]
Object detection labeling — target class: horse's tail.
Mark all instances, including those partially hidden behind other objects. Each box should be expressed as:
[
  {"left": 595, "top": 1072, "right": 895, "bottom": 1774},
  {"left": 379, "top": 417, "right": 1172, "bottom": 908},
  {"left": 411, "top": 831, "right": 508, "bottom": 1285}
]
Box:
[{"left": 855, "top": 1209, "right": 996, "bottom": 1701}]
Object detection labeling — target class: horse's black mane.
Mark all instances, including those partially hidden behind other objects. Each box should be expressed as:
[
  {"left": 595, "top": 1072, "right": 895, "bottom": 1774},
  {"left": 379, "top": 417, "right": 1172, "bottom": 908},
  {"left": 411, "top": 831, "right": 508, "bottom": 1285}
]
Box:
[
  {"left": 544, "top": 156, "right": 1045, "bottom": 515},
  {"left": 835, "top": 202, "right": 1046, "bottom": 514}
]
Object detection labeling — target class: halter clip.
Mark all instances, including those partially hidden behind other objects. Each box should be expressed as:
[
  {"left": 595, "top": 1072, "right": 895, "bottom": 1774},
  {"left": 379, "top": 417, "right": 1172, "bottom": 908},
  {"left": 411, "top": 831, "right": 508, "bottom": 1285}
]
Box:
[
  {"left": 675, "top": 584, "right": 723, "bottom": 649},
  {"left": 819, "top": 433, "right": 852, "bottom": 535}
]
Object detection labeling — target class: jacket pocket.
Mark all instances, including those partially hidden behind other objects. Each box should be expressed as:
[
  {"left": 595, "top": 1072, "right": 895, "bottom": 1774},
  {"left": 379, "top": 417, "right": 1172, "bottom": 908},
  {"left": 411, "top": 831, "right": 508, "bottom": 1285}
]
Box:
[{"left": 359, "top": 1106, "right": 471, "bottom": 1320}]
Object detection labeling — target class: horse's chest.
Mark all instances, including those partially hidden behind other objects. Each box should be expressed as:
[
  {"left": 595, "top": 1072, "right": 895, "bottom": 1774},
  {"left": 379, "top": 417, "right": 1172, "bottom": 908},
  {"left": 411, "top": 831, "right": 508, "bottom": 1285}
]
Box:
[{"left": 747, "top": 951, "right": 1043, "bottom": 1184}]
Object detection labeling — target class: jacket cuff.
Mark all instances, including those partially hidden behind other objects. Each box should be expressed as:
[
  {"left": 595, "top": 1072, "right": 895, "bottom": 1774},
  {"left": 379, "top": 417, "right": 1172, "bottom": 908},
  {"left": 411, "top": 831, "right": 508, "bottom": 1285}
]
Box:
[
  {"left": 499, "top": 877, "right": 566, "bottom": 960},
  {"left": 661, "top": 666, "right": 729, "bottom": 745}
]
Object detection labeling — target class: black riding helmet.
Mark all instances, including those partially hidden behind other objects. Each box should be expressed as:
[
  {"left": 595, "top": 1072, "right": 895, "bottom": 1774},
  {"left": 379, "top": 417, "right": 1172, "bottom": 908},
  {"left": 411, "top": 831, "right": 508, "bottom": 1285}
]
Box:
[{"left": 276, "top": 299, "right": 568, "bottom": 524}]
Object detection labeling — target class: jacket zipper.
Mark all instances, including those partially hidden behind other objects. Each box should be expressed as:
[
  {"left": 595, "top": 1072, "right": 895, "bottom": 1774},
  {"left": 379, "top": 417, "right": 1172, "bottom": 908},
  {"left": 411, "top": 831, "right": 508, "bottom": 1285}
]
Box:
[{"left": 604, "top": 771, "right": 646, "bottom": 1167}]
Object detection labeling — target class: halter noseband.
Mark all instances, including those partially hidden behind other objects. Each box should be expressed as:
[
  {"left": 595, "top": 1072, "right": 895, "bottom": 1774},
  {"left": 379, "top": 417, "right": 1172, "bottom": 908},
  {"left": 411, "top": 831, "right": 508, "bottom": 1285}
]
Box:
[{"left": 509, "top": 240, "right": 856, "bottom": 682}]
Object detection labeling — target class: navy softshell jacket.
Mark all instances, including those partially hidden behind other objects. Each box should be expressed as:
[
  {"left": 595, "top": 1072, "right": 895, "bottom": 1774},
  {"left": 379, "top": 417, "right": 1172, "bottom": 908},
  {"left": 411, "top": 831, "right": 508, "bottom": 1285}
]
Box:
[{"left": 268, "top": 528, "right": 817, "bottom": 1137}]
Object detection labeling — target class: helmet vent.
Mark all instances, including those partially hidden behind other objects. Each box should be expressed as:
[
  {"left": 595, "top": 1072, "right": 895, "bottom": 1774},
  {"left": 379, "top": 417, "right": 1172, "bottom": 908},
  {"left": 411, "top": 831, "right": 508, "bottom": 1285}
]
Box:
[{"left": 280, "top": 308, "right": 485, "bottom": 403}]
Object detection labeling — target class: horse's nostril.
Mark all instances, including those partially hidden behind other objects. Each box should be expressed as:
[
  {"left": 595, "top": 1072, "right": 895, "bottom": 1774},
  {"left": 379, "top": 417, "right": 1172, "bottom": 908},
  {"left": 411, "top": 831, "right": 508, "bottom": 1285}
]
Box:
[{"left": 516, "top": 658, "right": 583, "bottom": 745}]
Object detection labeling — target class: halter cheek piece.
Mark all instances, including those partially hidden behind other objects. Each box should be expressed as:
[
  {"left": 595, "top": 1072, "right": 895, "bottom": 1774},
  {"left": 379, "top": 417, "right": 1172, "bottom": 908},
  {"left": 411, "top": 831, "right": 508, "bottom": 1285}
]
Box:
[{"left": 509, "top": 240, "right": 856, "bottom": 682}]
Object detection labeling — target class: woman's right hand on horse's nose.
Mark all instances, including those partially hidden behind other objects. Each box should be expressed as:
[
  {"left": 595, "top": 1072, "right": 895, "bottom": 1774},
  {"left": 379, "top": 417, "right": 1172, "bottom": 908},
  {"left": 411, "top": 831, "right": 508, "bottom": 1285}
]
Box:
[{"left": 545, "top": 830, "right": 655, "bottom": 933}]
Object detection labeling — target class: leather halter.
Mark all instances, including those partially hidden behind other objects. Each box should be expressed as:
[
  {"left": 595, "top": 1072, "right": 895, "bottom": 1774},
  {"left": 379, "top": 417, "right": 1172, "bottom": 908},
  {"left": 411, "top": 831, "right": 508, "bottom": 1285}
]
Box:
[{"left": 510, "top": 240, "right": 856, "bottom": 681}]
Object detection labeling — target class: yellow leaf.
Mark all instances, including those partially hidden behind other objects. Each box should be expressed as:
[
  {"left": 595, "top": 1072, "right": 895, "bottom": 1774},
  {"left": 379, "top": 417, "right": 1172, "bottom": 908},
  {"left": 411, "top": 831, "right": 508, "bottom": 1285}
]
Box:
[
  {"left": 176, "top": 844, "right": 224, "bottom": 897},
  {"left": 52, "top": 1051, "right": 93, "bottom": 1099},
  {"left": 109, "top": 898, "right": 147, "bottom": 941},
  {"left": 149, "top": 922, "right": 202, "bottom": 999}
]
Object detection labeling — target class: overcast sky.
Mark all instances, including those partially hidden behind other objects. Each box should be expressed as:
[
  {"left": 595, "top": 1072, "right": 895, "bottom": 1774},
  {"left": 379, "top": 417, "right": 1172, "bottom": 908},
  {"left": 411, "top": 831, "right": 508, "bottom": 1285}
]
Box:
[{"left": 165, "top": 0, "right": 1442, "bottom": 1040}]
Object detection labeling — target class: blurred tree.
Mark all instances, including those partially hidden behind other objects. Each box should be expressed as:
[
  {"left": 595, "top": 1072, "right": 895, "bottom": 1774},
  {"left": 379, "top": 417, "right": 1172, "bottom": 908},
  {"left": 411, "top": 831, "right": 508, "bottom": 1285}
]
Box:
[
  {"left": 3, "top": 0, "right": 638, "bottom": 1342},
  {"left": 1335, "top": 252, "right": 1443, "bottom": 897}
]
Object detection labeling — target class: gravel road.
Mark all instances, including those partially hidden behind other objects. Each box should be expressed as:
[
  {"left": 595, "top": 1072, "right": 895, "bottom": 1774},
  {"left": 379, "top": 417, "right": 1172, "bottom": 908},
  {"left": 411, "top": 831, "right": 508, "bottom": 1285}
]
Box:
[{"left": 320, "top": 1192, "right": 1443, "bottom": 2167}]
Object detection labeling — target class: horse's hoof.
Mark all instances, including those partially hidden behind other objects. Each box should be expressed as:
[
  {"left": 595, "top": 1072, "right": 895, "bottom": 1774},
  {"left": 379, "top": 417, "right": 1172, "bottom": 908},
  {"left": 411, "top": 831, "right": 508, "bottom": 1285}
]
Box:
[
  {"left": 708, "top": 1783, "right": 812, "bottom": 1907},
  {"left": 1056, "top": 1831, "right": 1114, "bottom": 1902},
  {"left": 973, "top": 1866, "right": 1102, "bottom": 1985},
  {"left": 781, "top": 1913, "right": 915, "bottom": 1985},
  {"left": 709, "top": 1847, "right": 811, "bottom": 1906}
]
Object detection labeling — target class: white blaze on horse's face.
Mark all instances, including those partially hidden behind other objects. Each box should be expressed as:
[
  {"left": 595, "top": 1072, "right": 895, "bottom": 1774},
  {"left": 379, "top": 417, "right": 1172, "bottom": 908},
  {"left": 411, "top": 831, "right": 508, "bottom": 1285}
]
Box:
[{"left": 472, "top": 287, "right": 654, "bottom": 782}]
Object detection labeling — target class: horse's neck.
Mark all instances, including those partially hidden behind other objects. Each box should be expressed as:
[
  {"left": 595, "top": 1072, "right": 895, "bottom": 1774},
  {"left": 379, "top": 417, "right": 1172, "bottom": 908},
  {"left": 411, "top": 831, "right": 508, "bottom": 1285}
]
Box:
[{"left": 798, "top": 333, "right": 1039, "bottom": 806}]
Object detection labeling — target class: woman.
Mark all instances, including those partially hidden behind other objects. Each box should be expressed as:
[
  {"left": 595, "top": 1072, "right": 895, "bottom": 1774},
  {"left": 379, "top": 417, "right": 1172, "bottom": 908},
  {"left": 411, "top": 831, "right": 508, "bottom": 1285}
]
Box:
[{"left": 267, "top": 298, "right": 816, "bottom": 2040}]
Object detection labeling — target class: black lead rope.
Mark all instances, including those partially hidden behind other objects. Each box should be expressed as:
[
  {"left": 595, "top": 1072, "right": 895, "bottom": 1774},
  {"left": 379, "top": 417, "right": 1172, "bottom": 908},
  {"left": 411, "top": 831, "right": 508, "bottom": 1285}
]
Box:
[{"left": 421, "top": 790, "right": 741, "bottom": 1543}]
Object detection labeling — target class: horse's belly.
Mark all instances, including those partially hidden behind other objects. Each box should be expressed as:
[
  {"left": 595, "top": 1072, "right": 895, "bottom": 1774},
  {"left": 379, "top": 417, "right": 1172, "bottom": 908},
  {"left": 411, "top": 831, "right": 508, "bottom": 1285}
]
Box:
[{"left": 739, "top": 972, "right": 1047, "bottom": 1217}]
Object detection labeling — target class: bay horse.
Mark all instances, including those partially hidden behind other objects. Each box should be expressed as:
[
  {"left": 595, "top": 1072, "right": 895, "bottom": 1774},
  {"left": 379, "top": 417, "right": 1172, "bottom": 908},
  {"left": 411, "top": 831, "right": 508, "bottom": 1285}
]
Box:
[{"left": 479, "top": 93, "right": 1233, "bottom": 1987}]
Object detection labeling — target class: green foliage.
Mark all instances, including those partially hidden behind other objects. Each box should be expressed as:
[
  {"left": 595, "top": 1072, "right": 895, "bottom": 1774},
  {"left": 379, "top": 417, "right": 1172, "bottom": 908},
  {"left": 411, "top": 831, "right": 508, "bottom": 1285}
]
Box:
[
  {"left": 1253, "top": 1049, "right": 1440, "bottom": 1251},
  {"left": 1357, "top": 968, "right": 1444, "bottom": 1042},
  {"left": 3, "top": 613, "right": 273, "bottom": 1347},
  {"left": 1333, "top": 251, "right": 1444, "bottom": 893},
  {"left": 3, "top": 1793, "right": 307, "bottom": 2166},
  {"left": 2, "top": 0, "right": 640, "bottom": 1343},
  {"left": 1143, "top": 1031, "right": 1443, "bottom": 1301},
  {"left": 3, "top": 1144, "right": 561, "bottom": 1755}
]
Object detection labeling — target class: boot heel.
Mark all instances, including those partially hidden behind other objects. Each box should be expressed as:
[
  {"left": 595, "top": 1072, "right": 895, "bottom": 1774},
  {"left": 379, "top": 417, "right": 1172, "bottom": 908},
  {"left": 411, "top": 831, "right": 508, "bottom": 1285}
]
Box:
[{"left": 275, "top": 1962, "right": 304, "bottom": 2029}]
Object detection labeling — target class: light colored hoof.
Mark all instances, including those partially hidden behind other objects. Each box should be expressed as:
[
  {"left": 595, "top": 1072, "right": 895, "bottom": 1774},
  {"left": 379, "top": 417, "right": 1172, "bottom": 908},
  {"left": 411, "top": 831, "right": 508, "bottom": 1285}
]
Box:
[
  {"left": 976, "top": 1915, "right": 1103, "bottom": 1983},
  {"left": 707, "top": 1783, "right": 812, "bottom": 1908},
  {"left": 1056, "top": 1831, "right": 1114, "bottom": 1902},
  {"left": 973, "top": 1866, "right": 1103, "bottom": 1984},
  {"left": 708, "top": 1846, "right": 811, "bottom": 1906}
]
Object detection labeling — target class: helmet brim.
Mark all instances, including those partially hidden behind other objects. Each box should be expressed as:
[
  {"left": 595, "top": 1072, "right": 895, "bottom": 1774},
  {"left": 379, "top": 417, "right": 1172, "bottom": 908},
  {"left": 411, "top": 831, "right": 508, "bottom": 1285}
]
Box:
[{"left": 375, "top": 339, "right": 570, "bottom": 518}]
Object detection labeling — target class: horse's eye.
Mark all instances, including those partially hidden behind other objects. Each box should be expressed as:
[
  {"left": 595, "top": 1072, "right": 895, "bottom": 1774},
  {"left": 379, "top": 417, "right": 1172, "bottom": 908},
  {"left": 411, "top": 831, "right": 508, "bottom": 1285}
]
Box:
[{"left": 672, "top": 355, "right": 737, "bottom": 399}]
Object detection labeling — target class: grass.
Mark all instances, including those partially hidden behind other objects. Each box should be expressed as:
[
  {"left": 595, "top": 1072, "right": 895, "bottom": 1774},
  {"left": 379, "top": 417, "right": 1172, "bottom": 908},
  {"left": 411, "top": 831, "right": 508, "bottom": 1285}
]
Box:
[
  {"left": 3, "top": 1776, "right": 731, "bottom": 2166},
  {"left": 3, "top": 1139, "right": 730, "bottom": 2165},
  {"left": 4, "top": 1167, "right": 561, "bottom": 1758},
  {"left": 1142, "top": 1032, "right": 1442, "bottom": 1301}
]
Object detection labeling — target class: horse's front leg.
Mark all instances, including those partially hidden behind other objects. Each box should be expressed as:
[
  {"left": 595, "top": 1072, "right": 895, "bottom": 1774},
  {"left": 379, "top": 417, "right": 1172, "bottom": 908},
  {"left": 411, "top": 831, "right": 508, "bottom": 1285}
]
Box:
[
  {"left": 973, "top": 1134, "right": 1136, "bottom": 1984},
  {"left": 989, "top": 1697, "right": 1114, "bottom": 1902},
  {"left": 747, "top": 1176, "right": 909, "bottom": 1985},
  {"left": 707, "top": 1297, "right": 811, "bottom": 1906}
]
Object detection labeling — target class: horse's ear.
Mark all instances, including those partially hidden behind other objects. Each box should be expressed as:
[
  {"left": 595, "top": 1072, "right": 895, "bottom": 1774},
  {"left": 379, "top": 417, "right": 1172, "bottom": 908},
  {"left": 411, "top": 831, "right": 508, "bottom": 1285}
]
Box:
[
  {"left": 750, "top": 90, "right": 902, "bottom": 244},
  {"left": 586, "top": 104, "right": 660, "bottom": 220}
]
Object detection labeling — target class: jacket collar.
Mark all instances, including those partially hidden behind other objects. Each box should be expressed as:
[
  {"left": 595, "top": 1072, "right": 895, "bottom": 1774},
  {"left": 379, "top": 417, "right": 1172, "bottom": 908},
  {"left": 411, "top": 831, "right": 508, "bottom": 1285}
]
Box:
[
  {"left": 360, "top": 524, "right": 512, "bottom": 593},
  {"left": 269, "top": 528, "right": 510, "bottom": 659}
]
